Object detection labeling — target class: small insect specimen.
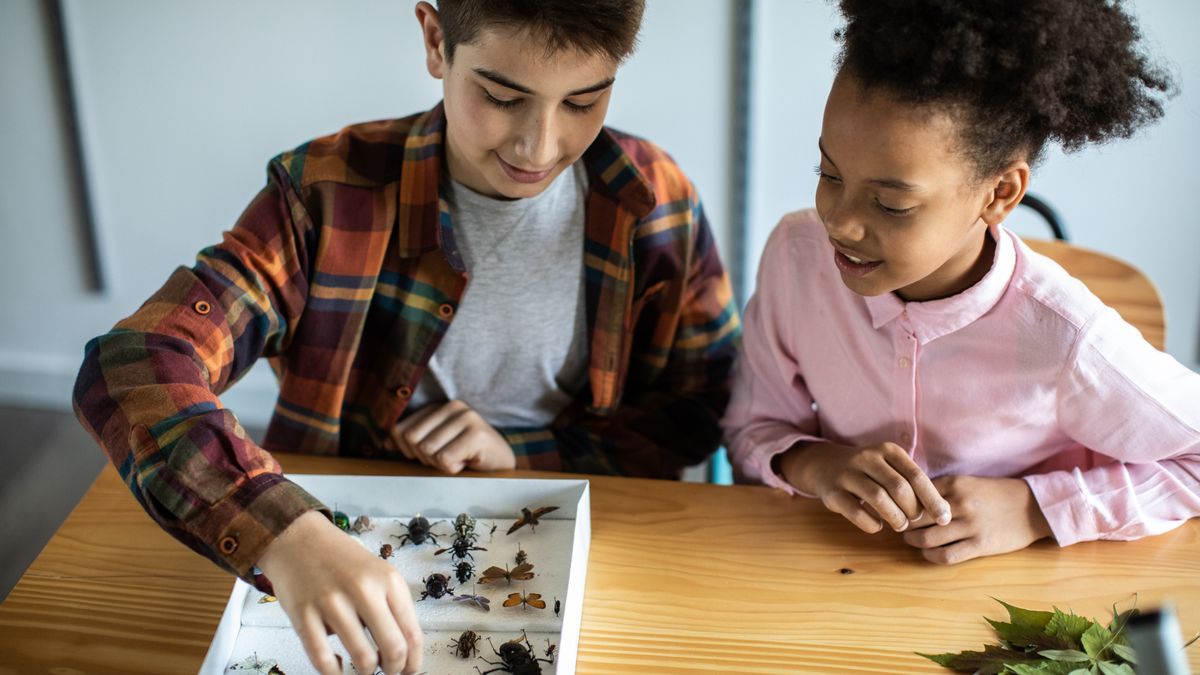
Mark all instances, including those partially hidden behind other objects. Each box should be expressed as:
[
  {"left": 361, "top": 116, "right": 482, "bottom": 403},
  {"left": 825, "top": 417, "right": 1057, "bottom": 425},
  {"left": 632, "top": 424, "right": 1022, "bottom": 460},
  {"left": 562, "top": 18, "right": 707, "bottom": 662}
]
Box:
[
  {"left": 451, "top": 591, "right": 492, "bottom": 612},
  {"left": 514, "top": 544, "right": 527, "bottom": 565},
  {"left": 506, "top": 506, "right": 559, "bottom": 535},
  {"left": 478, "top": 562, "right": 535, "bottom": 586},
  {"left": 475, "top": 631, "right": 554, "bottom": 674},
  {"left": 351, "top": 515, "right": 373, "bottom": 534},
  {"left": 544, "top": 638, "right": 558, "bottom": 661},
  {"left": 230, "top": 653, "right": 286, "bottom": 674},
  {"left": 418, "top": 573, "right": 454, "bottom": 601},
  {"left": 452, "top": 560, "right": 476, "bottom": 583},
  {"left": 450, "top": 629, "right": 482, "bottom": 659},
  {"left": 502, "top": 590, "right": 547, "bottom": 610},
  {"left": 453, "top": 512, "right": 478, "bottom": 541},
  {"left": 379, "top": 543, "right": 395, "bottom": 560},
  {"left": 393, "top": 514, "right": 441, "bottom": 546},
  {"left": 435, "top": 535, "right": 487, "bottom": 562},
  {"left": 332, "top": 510, "right": 351, "bottom": 532},
  {"left": 488, "top": 523, "right": 498, "bottom": 540},
  {"left": 554, "top": 597, "right": 561, "bottom": 616},
  {"left": 258, "top": 594, "right": 277, "bottom": 604}
]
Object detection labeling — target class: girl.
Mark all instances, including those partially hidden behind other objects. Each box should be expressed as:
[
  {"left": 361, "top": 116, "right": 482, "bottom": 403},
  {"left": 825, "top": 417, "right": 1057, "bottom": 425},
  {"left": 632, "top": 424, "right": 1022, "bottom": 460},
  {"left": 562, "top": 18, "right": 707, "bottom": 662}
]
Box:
[{"left": 723, "top": 0, "right": 1200, "bottom": 565}]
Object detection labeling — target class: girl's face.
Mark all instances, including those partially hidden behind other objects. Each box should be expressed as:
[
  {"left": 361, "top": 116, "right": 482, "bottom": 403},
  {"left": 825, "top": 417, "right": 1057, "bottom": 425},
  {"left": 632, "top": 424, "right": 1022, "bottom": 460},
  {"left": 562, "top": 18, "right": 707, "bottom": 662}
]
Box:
[{"left": 815, "top": 72, "right": 1026, "bottom": 301}]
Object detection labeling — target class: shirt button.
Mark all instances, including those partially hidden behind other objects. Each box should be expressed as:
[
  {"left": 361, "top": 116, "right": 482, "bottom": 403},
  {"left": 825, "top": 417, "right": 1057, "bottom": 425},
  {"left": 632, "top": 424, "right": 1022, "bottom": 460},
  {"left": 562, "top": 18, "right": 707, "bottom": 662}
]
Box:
[
  {"left": 438, "top": 303, "right": 455, "bottom": 319},
  {"left": 218, "top": 535, "right": 239, "bottom": 555},
  {"left": 898, "top": 357, "right": 910, "bottom": 368},
  {"left": 394, "top": 386, "right": 413, "bottom": 399},
  {"left": 193, "top": 300, "right": 212, "bottom": 315}
]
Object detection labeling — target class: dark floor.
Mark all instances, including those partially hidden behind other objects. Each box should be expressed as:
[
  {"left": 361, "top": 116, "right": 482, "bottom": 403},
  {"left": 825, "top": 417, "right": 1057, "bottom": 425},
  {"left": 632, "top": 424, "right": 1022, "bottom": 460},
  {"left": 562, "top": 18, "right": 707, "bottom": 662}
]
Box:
[{"left": 0, "top": 404, "right": 106, "bottom": 601}]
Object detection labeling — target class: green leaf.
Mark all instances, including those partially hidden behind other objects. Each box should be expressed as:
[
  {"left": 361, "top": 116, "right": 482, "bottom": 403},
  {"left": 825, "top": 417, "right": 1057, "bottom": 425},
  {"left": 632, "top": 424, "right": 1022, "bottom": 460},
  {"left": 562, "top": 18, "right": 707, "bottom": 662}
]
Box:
[
  {"left": 1096, "top": 662, "right": 1135, "bottom": 675},
  {"left": 995, "top": 598, "right": 1055, "bottom": 632},
  {"left": 1037, "top": 649, "right": 1090, "bottom": 662},
  {"left": 1081, "top": 622, "right": 1114, "bottom": 660},
  {"left": 919, "top": 644, "right": 1042, "bottom": 673},
  {"left": 1109, "top": 643, "right": 1137, "bottom": 664},
  {"left": 1107, "top": 608, "right": 1139, "bottom": 634},
  {"left": 1046, "top": 609, "right": 1092, "bottom": 644},
  {"left": 988, "top": 618, "right": 1070, "bottom": 651},
  {"left": 1066, "top": 670, "right": 1090, "bottom": 675},
  {"left": 1004, "top": 662, "right": 1089, "bottom": 675}
]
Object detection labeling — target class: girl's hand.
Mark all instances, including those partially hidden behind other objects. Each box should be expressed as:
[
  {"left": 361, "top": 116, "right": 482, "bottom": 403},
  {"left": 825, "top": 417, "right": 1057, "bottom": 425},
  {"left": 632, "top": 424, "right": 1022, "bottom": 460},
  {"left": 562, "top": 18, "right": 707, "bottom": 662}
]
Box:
[
  {"left": 901, "top": 475, "right": 1053, "bottom": 564},
  {"left": 256, "top": 511, "right": 424, "bottom": 675},
  {"left": 391, "top": 400, "right": 516, "bottom": 474},
  {"left": 779, "top": 441, "right": 953, "bottom": 533}
]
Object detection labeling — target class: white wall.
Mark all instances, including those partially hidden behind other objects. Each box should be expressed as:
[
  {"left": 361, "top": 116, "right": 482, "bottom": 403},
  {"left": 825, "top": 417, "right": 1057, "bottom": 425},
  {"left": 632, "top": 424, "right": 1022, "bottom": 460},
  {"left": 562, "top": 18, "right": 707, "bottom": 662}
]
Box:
[
  {"left": 0, "top": 0, "right": 737, "bottom": 425},
  {"left": 745, "top": 0, "right": 1200, "bottom": 372}
]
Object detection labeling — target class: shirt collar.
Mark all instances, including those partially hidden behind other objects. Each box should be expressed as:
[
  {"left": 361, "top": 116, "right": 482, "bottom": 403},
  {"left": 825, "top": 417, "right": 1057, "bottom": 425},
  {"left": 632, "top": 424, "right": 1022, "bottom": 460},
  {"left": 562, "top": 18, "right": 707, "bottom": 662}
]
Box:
[
  {"left": 864, "top": 226, "right": 1017, "bottom": 344},
  {"left": 394, "top": 103, "right": 656, "bottom": 260}
]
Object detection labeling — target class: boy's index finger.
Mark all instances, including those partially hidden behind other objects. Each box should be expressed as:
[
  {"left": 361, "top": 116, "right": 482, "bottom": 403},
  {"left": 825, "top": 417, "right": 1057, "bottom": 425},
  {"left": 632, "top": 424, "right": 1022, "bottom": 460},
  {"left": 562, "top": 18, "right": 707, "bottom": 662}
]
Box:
[{"left": 885, "top": 450, "right": 953, "bottom": 526}]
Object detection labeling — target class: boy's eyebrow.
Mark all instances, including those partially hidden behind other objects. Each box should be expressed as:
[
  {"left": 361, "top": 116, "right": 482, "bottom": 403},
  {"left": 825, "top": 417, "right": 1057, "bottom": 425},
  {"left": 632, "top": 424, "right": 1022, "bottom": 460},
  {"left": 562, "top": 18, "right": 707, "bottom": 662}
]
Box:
[
  {"left": 818, "top": 137, "right": 921, "bottom": 192},
  {"left": 473, "top": 68, "right": 615, "bottom": 97}
]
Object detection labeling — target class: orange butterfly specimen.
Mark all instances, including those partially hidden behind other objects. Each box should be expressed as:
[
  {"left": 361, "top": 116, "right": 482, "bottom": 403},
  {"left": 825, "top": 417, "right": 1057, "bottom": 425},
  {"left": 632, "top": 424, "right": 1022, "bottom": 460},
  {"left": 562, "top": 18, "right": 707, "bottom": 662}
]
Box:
[
  {"left": 478, "top": 562, "right": 535, "bottom": 586},
  {"left": 502, "top": 591, "right": 547, "bottom": 610}
]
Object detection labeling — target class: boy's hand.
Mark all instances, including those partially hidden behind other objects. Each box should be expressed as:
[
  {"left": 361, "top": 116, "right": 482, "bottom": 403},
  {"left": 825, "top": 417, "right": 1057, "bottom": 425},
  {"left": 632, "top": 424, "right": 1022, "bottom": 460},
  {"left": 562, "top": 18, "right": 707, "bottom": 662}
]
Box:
[
  {"left": 391, "top": 400, "right": 516, "bottom": 474},
  {"left": 256, "top": 511, "right": 424, "bottom": 675},
  {"left": 777, "top": 441, "right": 952, "bottom": 534},
  {"left": 901, "top": 475, "right": 1053, "bottom": 564}
]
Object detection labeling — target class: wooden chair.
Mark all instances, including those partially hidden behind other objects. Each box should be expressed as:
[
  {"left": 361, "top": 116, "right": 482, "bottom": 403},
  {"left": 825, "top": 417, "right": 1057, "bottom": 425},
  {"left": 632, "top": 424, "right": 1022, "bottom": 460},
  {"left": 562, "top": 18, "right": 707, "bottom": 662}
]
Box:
[{"left": 1021, "top": 238, "right": 1166, "bottom": 351}]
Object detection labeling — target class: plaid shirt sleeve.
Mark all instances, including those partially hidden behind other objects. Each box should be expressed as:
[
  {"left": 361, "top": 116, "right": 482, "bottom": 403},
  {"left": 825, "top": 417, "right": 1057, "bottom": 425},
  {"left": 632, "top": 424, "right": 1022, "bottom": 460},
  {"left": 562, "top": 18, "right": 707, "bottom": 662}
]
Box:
[
  {"left": 71, "top": 163, "right": 327, "bottom": 591},
  {"left": 502, "top": 163, "right": 742, "bottom": 479}
]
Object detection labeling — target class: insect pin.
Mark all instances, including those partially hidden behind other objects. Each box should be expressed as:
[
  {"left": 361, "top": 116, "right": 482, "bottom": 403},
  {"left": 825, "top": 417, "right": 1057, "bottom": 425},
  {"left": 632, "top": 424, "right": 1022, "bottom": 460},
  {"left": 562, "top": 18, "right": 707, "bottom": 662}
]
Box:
[
  {"left": 392, "top": 514, "right": 441, "bottom": 546},
  {"left": 451, "top": 589, "right": 492, "bottom": 612},
  {"left": 478, "top": 562, "right": 535, "bottom": 586},
  {"left": 506, "top": 505, "right": 559, "bottom": 535},
  {"left": 418, "top": 573, "right": 454, "bottom": 601},
  {"left": 502, "top": 590, "right": 547, "bottom": 611},
  {"left": 450, "top": 629, "right": 482, "bottom": 658},
  {"left": 435, "top": 535, "right": 487, "bottom": 562},
  {"left": 475, "top": 630, "right": 554, "bottom": 674}
]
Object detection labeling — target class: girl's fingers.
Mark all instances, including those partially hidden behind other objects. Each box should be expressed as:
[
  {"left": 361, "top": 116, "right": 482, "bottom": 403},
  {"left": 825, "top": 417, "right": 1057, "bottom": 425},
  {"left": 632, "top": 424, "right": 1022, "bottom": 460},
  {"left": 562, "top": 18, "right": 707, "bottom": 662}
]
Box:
[
  {"left": 293, "top": 607, "right": 343, "bottom": 675},
  {"left": 430, "top": 429, "right": 477, "bottom": 474},
  {"left": 823, "top": 490, "right": 884, "bottom": 534},
  {"left": 883, "top": 447, "right": 952, "bottom": 525},
  {"left": 843, "top": 473, "right": 910, "bottom": 531}
]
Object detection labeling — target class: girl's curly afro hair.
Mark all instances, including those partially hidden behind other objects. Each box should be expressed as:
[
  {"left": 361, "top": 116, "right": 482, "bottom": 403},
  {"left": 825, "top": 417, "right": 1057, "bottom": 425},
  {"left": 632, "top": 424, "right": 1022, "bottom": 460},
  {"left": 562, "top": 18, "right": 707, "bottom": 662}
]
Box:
[{"left": 835, "top": 0, "right": 1176, "bottom": 177}]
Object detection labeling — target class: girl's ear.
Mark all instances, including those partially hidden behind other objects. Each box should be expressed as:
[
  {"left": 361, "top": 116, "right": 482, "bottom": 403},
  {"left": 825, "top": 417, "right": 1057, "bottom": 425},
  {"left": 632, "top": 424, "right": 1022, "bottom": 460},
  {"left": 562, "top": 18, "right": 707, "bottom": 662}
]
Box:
[
  {"left": 980, "top": 161, "right": 1030, "bottom": 227},
  {"left": 415, "top": 1, "right": 448, "bottom": 80}
]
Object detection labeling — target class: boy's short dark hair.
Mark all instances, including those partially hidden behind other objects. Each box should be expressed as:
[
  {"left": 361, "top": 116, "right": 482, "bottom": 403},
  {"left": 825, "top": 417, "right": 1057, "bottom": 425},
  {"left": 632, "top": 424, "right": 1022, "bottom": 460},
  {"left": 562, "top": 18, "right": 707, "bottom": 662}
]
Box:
[{"left": 436, "top": 0, "right": 645, "bottom": 63}]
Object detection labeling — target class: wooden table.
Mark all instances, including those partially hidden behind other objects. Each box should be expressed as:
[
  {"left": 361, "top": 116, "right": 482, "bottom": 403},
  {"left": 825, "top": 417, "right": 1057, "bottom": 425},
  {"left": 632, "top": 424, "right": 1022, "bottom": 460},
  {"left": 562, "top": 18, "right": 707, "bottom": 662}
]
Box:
[{"left": 1, "top": 453, "right": 1197, "bottom": 674}]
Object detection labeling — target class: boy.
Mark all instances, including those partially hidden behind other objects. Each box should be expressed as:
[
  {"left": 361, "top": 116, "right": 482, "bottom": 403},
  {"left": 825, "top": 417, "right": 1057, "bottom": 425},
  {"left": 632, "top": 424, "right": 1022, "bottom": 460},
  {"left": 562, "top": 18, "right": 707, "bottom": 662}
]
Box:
[{"left": 71, "top": 2, "right": 740, "bottom": 673}]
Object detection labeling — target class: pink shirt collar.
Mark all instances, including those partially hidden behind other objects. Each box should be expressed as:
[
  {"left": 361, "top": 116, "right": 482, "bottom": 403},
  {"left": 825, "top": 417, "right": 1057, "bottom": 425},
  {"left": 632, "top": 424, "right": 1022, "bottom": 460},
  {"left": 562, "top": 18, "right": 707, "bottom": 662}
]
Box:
[{"left": 863, "top": 227, "right": 1017, "bottom": 344}]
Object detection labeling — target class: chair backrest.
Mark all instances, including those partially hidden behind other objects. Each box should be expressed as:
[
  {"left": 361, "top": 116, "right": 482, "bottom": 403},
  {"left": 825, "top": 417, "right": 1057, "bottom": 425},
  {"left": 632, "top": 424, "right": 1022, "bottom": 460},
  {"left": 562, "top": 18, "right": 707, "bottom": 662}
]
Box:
[{"left": 1022, "top": 238, "right": 1166, "bottom": 351}]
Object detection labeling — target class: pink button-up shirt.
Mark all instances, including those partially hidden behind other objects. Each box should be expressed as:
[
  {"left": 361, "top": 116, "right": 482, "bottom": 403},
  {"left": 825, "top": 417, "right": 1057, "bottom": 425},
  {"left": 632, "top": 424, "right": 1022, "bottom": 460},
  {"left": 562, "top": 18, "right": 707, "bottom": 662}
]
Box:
[{"left": 722, "top": 209, "right": 1200, "bottom": 546}]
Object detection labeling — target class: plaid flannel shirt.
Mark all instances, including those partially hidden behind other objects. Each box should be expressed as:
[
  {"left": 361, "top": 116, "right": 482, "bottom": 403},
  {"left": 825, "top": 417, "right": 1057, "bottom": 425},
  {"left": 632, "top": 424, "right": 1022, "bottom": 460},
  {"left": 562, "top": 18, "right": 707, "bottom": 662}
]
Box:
[{"left": 73, "top": 103, "right": 741, "bottom": 588}]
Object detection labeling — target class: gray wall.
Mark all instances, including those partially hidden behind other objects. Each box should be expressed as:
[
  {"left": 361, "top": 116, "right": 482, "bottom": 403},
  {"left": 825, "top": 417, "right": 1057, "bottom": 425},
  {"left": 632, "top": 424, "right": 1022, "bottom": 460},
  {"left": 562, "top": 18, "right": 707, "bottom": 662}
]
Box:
[{"left": 1, "top": 0, "right": 1197, "bottom": 430}]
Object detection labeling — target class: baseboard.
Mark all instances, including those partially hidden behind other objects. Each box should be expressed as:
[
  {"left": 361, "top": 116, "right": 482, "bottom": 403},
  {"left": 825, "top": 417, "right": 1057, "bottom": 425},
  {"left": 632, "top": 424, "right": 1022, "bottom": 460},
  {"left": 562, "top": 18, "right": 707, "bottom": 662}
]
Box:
[{"left": 0, "top": 351, "right": 278, "bottom": 426}]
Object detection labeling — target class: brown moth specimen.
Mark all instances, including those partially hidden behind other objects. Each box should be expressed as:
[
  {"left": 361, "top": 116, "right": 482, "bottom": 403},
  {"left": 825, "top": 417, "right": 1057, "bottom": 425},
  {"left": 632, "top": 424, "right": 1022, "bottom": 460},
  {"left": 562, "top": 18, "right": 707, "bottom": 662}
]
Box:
[
  {"left": 478, "top": 562, "right": 535, "bottom": 586},
  {"left": 506, "top": 506, "right": 559, "bottom": 535}
]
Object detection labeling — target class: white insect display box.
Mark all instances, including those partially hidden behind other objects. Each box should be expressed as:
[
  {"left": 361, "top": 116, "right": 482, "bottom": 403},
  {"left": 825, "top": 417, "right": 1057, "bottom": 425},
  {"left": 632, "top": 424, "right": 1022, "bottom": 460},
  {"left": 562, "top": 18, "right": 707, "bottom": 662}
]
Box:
[{"left": 200, "top": 474, "right": 591, "bottom": 674}]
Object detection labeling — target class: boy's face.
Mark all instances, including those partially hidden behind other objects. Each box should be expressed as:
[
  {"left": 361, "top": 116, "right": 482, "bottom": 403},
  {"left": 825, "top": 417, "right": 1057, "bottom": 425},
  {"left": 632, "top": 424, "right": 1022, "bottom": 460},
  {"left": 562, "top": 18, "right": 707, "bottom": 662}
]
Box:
[
  {"left": 814, "top": 72, "right": 1011, "bottom": 302},
  {"left": 420, "top": 8, "right": 618, "bottom": 200}
]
